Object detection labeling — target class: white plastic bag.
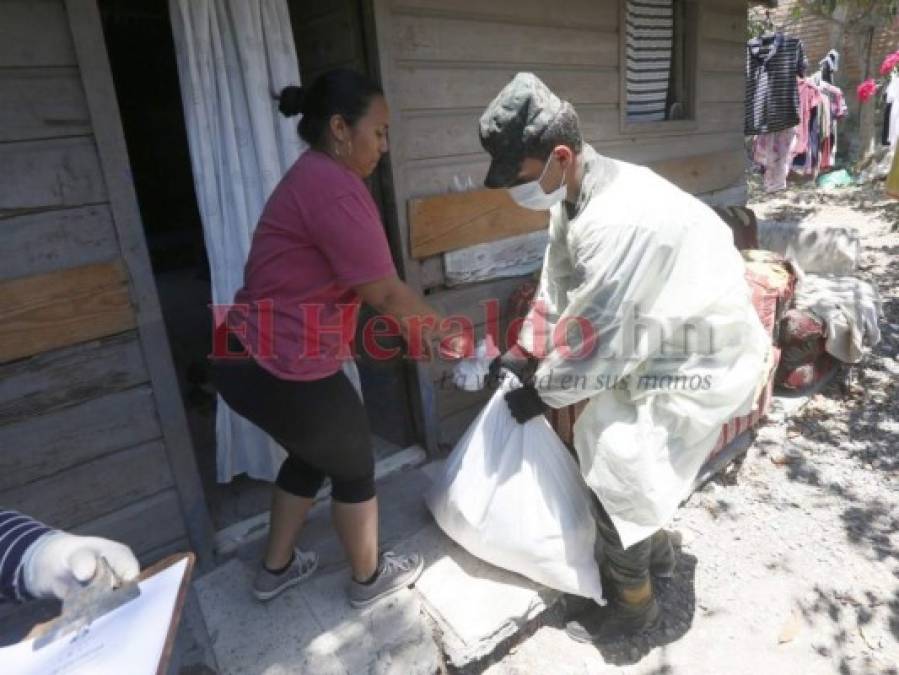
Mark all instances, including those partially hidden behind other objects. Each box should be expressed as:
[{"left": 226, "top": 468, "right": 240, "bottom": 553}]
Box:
[
  {"left": 451, "top": 336, "right": 496, "bottom": 391},
  {"left": 427, "top": 375, "right": 605, "bottom": 603}
]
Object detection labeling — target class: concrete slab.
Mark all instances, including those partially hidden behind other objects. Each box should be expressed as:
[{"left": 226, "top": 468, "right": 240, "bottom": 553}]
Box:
[
  {"left": 299, "top": 567, "right": 442, "bottom": 675},
  {"left": 406, "top": 523, "right": 558, "bottom": 669},
  {"left": 406, "top": 461, "right": 561, "bottom": 668},
  {"left": 193, "top": 556, "right": 442, "bottom": 675},
  {"left": 193, "top": 558, "right": 330, "bottom": 674}
]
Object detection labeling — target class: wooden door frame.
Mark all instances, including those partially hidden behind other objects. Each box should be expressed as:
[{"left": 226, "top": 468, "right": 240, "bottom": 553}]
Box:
[
  {"left": 359, "top": 0, "right": 440, "bottom": 455},
  {"left": 65, "top": 0, "right": 215, "bottom": 569}
]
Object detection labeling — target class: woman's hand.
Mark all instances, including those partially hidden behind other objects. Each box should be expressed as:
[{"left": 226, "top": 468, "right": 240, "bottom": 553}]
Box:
[
  {"left": 354, "top": 275, "right": 447, "bottom": 360},
  {"left": 439, "top": 331, "right": 475, "bottom": 360}
]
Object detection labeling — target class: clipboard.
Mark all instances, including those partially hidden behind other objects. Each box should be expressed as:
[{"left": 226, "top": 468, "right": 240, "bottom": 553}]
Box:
[{"left": 4, "top": 552, "right": 195, "bottom": 675}]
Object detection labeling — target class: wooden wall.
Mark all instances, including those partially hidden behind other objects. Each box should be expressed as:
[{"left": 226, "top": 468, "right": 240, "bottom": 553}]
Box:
[
  {"left": 371, "top": 0, "right": 748, "bottom": 447},
  {"left": 0, "top": 0, "right": 211, "bottom": 573}
]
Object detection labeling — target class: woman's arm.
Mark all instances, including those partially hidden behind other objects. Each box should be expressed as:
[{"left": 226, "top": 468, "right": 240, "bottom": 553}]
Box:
[{"left": 354, "top": 275, "right": 471, "bottom": 358}]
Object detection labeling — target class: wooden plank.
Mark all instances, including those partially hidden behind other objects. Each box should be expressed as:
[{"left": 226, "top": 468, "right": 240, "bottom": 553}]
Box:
[
  {"left": 0, "top": 137, "right": 106, "bottom": 213},
  {"left": 403, "top": 156, "right": 491, "bottom": 198},
  {"left": 699, "top": 10, "right": 747, "bottom": 44},
  {"left": 420, "top": 256, "right": 445, "bottom": 289},
  {"left": 371, "top": 1, "right": 440, "bottom": 456},
  {"left": 445, "top": 230, "right": 547, "bottom": 286},
  {"left": 0, "top": 67, "right": 90, "bottom": 142},
  {"left": 698, "top": 101, "right": 744, "bottom": 135},
  {"left": 699, "top": 40, "right": 746, "bottom": 73},
  {"left": 0, "top": 385, "right": 161, "bottom": 491},
  {"left": 437, "top": 382, "right": 494, "bottom": 419},
  {"left": 0, "top": 205, "right": 118, "bottom": 281},
  {"left": 596, "top": 131, "right": 744, "bottom": 165},
  {"left": 428, "top": 275, "right": 532, "bottom": 322},
  {"left": 700, "top": 71, "right": 744, "bottom": 103},
  {"left": 0, "top": 331, "right": 147, "bottom": 425},
  {"left": 393, "top": 64, "right": 619, "bottom": 111},
  {"left": 409, "top": 188, "right": 548, "bottom": 257},
  {"left": 649, "top": 148, "right": 747, "bottom": 196},
  {"left": 390, "top": 15, "right": 617, "bottom": 67},
  {"left": 0, "top": 261, "right": 136, "bottom": 364},
  {"left": 74, "top": 488, "right": 187, "bottom": 558},
  {"left": 0, "top": 440, "right": 174, "bottom": 530},
  {"left": 400, "top": 103, "right": 619, "bottom": 161},
  {"left": 0, "top": 0, "right": 76, "bottom": 67},
  {"left": 391, "top": 0, "right": 618, "bottom": 31},
  {"left": 65, "top": 0, "right": 216, "bottom": 567}
]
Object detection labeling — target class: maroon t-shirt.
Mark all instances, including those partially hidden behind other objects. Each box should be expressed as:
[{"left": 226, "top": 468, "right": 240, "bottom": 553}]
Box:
[{"left": 228, "top": 150, "right": 395, "bottom": 381}]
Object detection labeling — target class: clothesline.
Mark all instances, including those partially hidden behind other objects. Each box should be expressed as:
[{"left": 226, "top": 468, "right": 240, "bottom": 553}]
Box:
[{"left": 744, "top": 33, "right": 849, "bottom": 192}]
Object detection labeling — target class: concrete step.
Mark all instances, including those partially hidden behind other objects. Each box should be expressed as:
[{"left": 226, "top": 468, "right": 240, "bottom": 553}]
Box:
[{"left": 193, "top": 459, "right": 560, "bottom": 673}]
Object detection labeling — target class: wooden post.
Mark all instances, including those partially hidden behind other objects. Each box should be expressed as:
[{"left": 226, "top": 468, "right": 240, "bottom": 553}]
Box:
[{"left": 64, "top": 0, "right": 215, "bottom": 569}]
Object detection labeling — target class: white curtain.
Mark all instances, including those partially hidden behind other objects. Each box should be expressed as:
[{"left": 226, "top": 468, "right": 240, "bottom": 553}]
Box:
[{"left": 169, "top": 0, "right": 304, "bottom": 482}]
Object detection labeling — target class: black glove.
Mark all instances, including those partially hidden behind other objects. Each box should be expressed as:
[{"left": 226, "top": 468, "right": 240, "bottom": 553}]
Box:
[
  {"left": 504, "top": 385, "right": 548, "bottom": 424},
  {"left": 487, "top": 346, "right": 539, "bottom": 388}
]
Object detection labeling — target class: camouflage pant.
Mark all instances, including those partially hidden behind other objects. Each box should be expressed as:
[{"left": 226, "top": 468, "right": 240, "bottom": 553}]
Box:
[{"left": 592, "top": 495, "right": 675, "bottom": 591}]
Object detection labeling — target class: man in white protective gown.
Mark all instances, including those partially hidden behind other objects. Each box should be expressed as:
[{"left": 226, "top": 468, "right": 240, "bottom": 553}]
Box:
[{"left": 479, "top": 73, "right": 771, "bottom": 643}]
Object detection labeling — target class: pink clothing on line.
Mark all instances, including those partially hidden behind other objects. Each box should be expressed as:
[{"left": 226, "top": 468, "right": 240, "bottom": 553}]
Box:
[{"left": 792, "top": 78, "right": 823, "bottom": 158}]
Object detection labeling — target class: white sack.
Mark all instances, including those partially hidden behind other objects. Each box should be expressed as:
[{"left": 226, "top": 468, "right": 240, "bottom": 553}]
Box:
[{"left": 427, "top": 376, "right": 605, "bottom": 604}]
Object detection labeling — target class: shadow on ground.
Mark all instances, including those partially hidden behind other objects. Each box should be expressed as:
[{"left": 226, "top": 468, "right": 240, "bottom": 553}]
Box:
[{"left": 764, "top": 315, "right": 899, "bottom": 673}]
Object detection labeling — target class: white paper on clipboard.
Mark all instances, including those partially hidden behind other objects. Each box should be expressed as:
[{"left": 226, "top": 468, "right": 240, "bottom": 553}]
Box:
[{"left": 0, "top": 557, "right": 189, "bottom": 675}]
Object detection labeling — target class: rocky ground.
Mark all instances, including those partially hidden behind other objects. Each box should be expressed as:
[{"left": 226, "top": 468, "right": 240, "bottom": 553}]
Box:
[{"left": 482, "top": 179, "right": 899, "bottom": 675}]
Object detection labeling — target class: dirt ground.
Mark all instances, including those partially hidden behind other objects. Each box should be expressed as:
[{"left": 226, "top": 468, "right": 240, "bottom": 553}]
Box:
[{"left": 483, "top": 178, "right": 899, "bottom": 675}]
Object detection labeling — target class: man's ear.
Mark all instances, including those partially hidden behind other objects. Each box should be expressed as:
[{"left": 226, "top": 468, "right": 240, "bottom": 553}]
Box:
[{"left": 553, "top": 145, "right": 574, "bottom": 170}]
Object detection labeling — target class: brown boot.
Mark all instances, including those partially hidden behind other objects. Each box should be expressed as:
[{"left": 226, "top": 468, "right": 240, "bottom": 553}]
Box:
[{"left": 565, "top": 579, "right": 661, "bottom": 644}]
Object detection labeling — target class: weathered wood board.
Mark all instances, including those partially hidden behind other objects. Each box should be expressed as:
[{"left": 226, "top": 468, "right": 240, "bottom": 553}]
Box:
[
  {"left": 409, "top": 189, "right": 548, "bottom": 258},
  {"left": 0, "top": 385, "right": 161, "bottom": 491},
  {"left": 0, "top": 261, "right": 137, "bottom": 363}
]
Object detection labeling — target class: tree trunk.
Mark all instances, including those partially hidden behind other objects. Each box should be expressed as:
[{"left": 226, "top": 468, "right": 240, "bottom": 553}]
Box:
[{"left": 852, "top": 27, "right": 878, "bottom": 161}]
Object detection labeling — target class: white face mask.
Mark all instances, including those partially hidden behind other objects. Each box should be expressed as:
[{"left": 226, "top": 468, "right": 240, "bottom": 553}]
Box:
[{"left": 508, "top": 156, "right": 567, "bottom": 211}]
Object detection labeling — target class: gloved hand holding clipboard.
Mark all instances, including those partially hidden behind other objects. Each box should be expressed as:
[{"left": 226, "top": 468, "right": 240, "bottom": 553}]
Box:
[{"left": 1, "top": 552, "right": 195, "bottom": 675}]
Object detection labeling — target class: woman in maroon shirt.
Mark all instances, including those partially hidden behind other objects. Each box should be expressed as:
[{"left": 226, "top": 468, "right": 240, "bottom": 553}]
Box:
[{"left": 212, "top": 70, "right": 466, "bottom": 607}]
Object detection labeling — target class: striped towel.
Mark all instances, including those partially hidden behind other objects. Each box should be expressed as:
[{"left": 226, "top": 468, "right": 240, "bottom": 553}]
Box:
[{"left": 626, "top": 0, "right": 674, "bottom": 122}]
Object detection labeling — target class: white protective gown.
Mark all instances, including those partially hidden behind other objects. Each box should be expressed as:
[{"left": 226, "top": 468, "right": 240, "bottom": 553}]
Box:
[{"left": 517, "top": 145, "right": 771, "bottom": 549}]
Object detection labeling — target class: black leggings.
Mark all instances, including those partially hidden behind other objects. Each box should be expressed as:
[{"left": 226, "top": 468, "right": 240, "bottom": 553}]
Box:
[{"left": 210, "top": 354, "right": 375, "bottom": 503}]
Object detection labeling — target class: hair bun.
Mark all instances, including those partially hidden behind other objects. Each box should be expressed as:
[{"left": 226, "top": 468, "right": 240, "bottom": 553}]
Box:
[{"left": 278, "top": 85, "right": 305, "bottom": 117}]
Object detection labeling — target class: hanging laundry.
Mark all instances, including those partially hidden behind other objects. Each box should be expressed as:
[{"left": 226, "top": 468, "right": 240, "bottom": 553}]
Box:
[
  {"left": 745, "top": 33, "right": 806, "bottom": 134},
  {"left": 819, "top": 80, "right": 847, "bottom": 167},
  {"left": 885, "top": 73, "right": 899, "bottom": 148},
  {"left": 818, "top": 49, "right": 839, "bottom": 85},
  {"left": 753, "top": 126, "right": 798, "bottom": 192},
  {"left": 788, "top": 76, "right": 847, "bottom": 178}
]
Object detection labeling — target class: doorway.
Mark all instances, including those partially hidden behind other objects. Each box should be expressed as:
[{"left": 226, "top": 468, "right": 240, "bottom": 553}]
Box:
[{"left": 98, "top": 0, "right": 416, "bottom": 532}]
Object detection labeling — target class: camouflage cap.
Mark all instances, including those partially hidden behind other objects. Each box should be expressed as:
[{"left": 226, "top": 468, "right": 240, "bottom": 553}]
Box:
[{"left": 478, "top": 72, "right": 566, "bottom": 189}]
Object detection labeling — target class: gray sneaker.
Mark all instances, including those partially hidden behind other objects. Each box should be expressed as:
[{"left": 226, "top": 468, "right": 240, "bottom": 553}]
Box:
[
  {"left": 253, "top": 549, "right": 318, "bottom": 601},
  {"left": 347, "top": 551, "right": 424, "bottom": 608}
]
